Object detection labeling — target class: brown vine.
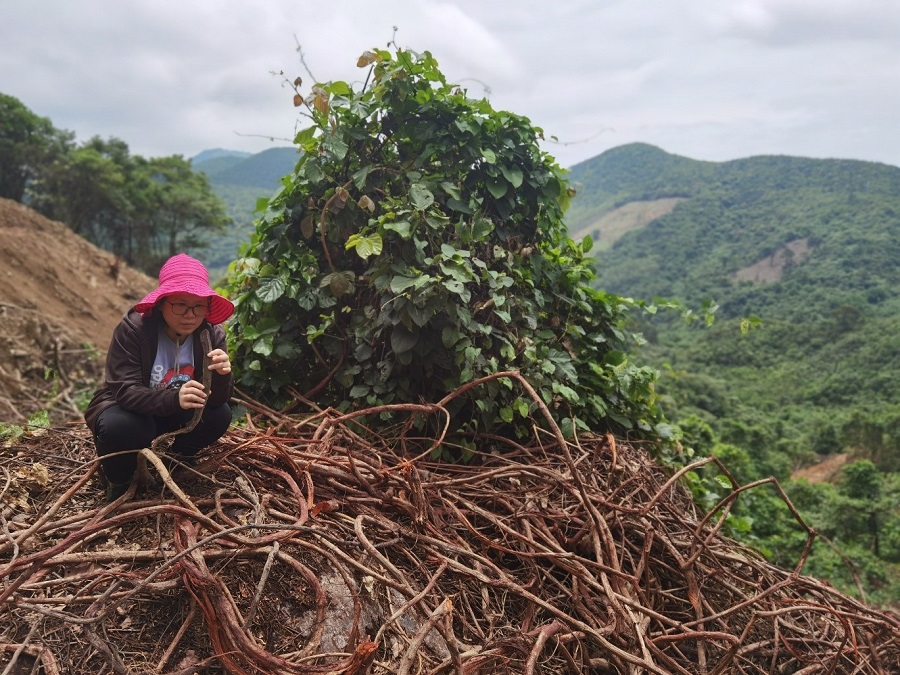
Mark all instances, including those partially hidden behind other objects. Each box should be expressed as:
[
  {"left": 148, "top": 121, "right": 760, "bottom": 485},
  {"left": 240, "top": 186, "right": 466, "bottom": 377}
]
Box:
[{"left": 1, "top": 376, "right": 898, "bottom": 673}]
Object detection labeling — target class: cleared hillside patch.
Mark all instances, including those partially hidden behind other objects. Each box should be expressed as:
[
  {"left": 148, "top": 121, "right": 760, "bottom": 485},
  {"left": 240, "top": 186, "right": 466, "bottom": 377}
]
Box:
[
  {"left": 732, "top": 238, "right": 812, "bottom": 284},
  {"left": 0, "top": 198, "right": 155, "bottom": 422},
  {"left": 570, "top": 197, "right": 683, "bottom": 250}
]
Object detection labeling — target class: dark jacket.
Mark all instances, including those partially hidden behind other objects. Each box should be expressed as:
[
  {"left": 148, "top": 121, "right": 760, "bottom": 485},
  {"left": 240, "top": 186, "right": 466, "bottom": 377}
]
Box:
[{"left": 84, "top": 309, "right": 233, "bottom": 433}]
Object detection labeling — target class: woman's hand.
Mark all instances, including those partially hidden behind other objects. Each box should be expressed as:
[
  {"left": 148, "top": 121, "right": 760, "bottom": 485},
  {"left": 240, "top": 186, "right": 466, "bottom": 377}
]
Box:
[
  {"left": 178, "top": 380, "right": 208, "bottom": 409},
  {"left": 206, "top": 348, "right": 232, "bottom": 375}
]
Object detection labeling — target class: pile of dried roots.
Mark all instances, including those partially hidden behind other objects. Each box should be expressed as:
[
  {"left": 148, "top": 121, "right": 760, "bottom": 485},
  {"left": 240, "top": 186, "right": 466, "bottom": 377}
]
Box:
[{"left": 2, "top": 379, "right": 899, "bottom": 674}]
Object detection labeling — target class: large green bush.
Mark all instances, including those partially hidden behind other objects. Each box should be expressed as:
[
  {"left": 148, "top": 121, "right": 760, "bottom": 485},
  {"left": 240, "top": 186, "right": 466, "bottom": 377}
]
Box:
[{"left": 226, "top": 47, "right": 666, "bottom": 443}]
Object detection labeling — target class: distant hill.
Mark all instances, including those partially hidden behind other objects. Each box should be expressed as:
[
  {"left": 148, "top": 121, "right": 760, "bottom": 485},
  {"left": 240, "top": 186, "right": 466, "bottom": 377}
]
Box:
[
  {"left": 566, "top": 143, "right": 900, "bottom": 319},
  {"left": 189, "top": 147, "right": 299, "bottom": 279},
  {"left": 565, "top": 143, "right": 715, "bottom": 227},
  {"left": 196, "top": 147, "right": 298, "bottom": 189},
  {"left": 192, "top": 154, "right": 247, "bottom": 177},
  {"left": 564, "top": 143, "right": 900, "bottom": 480},
  {"left": 191, "top": 148, "right": 252, "bottom": 164}
]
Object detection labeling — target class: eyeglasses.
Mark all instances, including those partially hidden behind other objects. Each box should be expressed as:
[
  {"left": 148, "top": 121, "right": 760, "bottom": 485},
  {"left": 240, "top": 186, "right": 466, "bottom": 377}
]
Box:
[{"left": 167, "top": 300, "right": 209, "bottom": 317}]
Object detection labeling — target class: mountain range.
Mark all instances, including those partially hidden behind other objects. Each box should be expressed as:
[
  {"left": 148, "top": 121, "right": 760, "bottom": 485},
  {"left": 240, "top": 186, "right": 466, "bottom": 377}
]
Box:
[
  {"left": 562, "top": 143, "right": 900, "bottom": 475},
  {"left": 189, "top": 147, "right": 298, "bottom": 278},
  {"left": 561, "top": 145, "right": 900, "bottom": 606},
  {"left": 193, "top": 147, "right": 299, "bottom": 189},
  {"left": 568, "top": 143, "right": 900, "bottom": 317}
]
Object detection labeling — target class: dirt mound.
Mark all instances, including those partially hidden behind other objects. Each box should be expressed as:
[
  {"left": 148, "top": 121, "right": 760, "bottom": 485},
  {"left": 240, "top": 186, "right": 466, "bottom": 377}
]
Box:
[{"left": 0, "top": 198, "right": 155, "bottom": 422}]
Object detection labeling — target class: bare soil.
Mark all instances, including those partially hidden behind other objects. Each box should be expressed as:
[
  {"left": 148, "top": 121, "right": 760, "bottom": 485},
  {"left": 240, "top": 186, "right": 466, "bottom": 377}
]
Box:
[
  {"left": 0, "top": 198, "right": 155, "bottom": 422},
  {"left": 732, "top": 237, "right": 811, "bottom": 284},
  {"left": 571, "top": 197, "right": 684, "bottom": 250},
  {"left": 791, "top": 451, "right": 851, "bottom": 484}
]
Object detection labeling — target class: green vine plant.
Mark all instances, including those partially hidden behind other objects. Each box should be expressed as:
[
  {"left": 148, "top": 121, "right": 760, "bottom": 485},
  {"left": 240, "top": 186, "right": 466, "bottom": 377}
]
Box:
[{"left": 226, "top": 46, "right": 710, "bottom": 451}]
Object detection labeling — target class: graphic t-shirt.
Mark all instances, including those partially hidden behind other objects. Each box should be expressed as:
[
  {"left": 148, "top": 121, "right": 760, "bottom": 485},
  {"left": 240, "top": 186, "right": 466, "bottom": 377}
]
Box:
[{"left": 149, "top": 330, "right": 195, "bottom": 391}]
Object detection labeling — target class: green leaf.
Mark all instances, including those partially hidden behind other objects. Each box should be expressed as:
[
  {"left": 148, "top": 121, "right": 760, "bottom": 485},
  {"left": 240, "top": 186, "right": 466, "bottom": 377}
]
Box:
[
  {"left": 254, "top": 318, "right": 281, "bottom": 336},
  {"left": 482, "top": 148, "right": 497, "bottom": 164},
  {"left": 655, "top": 423, "right": 677, "bottom": 440},
  {"left": 472, "top": 215, "right": 493, "bottom": 241},
  {"left": 257, "top": 276, "right": 286, "bottom": 303},
  {"left": 441, "top": 181, "right": 461, "bottom": 201},
  {"left": 390, "top": 275, "right": 419, "bottom": 294},
  {"left": 346, "top": 233, "right": 383, "bottom": 259},
  {"left": 442, "top": 325, "right": 460, "bottom": 348},
  {"left": 439, "top": 262, "right": 468, "bottom": 284},
  {"left": 443, "top": 279, "right": 471, "bottom": 302},
  {"left": 604, "top": 351, "right": 627, "bottom": 366},
  {"left": 383, "top": 220, "right": 413, "bottom": 238},
  {"left": 513, "top": 399, "right": 530, "bottom": 418},
  {"left": 409, "top": 183, "right": 435, "bottom": 211},
  {"left": 305, "top": 161, "right": 324, "bottom": 183},
  {"left": 252, "top": 335, "right": 274, "bottom": 356},
  {"left": 352, "top": 165, "right": 373, "bottom": 190},
  {"left": 446, "top": 198, "right": 473, "bottom": 214},
  {"left": 294, "top": 126, "right": 317, "bottom": 149},
  {"left": 714, "top": 475, "right": 733, "bottom": 490},
  {"left": 552, "top": 381, "right": 580, "bottom": 404},
  {"left": 500, "top": 164, "right": 524, "bottom": 188},
  {"left": 740, "top": 315, "right": 763, "bottom": 334},
  {"left": 349, "top": 384, "right": 370, "bottom": 398},
  {"left": 325, "top": 80, "right": 353, "bottom": 96},
  {"left": 390, "top": 324, "right": 418, "bottom": 354},
  {"left": 486, "top": 177, "right": 507, "bottom": 199},
  {"left": 322, "top": 134, "right": 349, "bottom": 160}
]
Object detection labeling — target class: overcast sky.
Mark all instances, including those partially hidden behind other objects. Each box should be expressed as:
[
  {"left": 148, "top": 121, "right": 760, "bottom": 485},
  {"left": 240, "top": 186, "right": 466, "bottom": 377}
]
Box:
[{"left": 2, "top": 1, "right": 898, "bottom": 170}]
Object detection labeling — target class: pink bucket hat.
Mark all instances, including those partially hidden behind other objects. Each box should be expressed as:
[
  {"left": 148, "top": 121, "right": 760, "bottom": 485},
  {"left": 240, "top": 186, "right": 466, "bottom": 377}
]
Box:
[{"left": 134, "top": 254, "right": 235, "bottom": 325}]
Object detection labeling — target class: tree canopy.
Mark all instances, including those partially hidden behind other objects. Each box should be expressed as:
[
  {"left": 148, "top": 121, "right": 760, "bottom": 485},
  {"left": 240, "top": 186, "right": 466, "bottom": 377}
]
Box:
[
  {"left": 0, "top": 93, "right": 230, "bottom": 275},
  {"left": 0, "top": 93, "right": 69, "bottom": 202}
]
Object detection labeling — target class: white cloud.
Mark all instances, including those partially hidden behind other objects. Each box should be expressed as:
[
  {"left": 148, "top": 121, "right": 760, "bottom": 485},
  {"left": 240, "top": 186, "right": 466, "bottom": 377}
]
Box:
[
  {"left": 712, "top": 0, "right": 900, "bottom": 44},
  {"left": 1, "top": 0, "right": 897, "bottom": 169}
]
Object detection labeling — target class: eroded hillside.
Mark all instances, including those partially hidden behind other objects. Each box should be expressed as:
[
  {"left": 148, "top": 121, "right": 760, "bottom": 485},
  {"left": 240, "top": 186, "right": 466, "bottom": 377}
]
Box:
[{"left": 0, "top": 198, "right": 155, "bottom": 422}]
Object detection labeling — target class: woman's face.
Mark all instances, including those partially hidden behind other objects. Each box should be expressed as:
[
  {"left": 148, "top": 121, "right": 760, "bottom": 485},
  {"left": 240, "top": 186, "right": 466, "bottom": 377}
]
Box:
[{"left": 159, "top": 293, "right": 208, "bottom": 339}]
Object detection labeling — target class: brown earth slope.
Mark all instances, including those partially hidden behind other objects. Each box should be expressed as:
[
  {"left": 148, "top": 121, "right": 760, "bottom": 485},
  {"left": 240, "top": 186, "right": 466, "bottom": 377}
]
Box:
[{"left": 0, "top": 198, "right": 155, "bottom": 422}]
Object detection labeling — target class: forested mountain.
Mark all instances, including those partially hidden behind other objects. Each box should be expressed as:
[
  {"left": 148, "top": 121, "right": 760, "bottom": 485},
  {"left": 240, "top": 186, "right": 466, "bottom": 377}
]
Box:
[
  {"left": 568, "top": 143, "right": 900, "bottom": 315},
  {"left": 567, "top": 142, "right": 900, "bottom": 450},
  {"left": 194, "top": 147, "right": 298, "bottom": 188},
  {"left": 567, "top": 144, "right": 900, "bottom": 606},
  {"left": 190, "top": 146, "right": 298, "bottom": 279},
  {"left": 191, "top": 148, "right": 251, "bottom": 165}
]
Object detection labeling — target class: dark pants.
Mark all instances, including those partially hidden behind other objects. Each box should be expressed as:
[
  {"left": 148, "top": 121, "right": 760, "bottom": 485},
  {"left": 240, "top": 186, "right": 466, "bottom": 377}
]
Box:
[{"left": 93, "top": 403, "right": 232, "bottom": 484}]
